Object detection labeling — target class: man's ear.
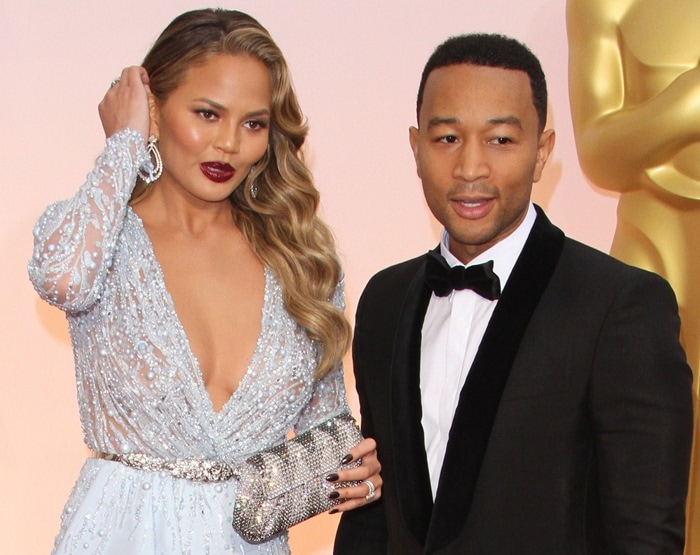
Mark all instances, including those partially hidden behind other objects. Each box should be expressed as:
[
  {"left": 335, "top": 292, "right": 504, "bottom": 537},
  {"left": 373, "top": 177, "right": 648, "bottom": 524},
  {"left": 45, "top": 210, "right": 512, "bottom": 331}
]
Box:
[
  {"left": 533, "top": 128, "right": 555, "bottom": 183},
  {"left": 409, "top": 126, "right": 422, "bottom": 179}
]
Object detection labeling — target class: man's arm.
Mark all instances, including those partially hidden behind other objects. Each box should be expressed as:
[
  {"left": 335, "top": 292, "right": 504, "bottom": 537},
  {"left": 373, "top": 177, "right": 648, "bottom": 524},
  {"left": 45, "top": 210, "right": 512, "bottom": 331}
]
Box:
[
  {"left": 334, "top": 483, "right": 388, "bottom": 554},
  {"left": 333, "top": 364, "right": 389, "bottom": 555},
  {"left": 334, "top": 285, "right": 390, "bottom": 555},
  {"left": 591, "top": 271, "right": 693, "bottom": 552}
]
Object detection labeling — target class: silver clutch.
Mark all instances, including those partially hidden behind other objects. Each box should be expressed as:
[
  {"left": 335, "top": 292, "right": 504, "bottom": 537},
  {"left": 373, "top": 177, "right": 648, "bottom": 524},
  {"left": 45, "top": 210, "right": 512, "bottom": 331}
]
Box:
[{"left": 232, "top": 411, "right": 363, "bottom": 543}]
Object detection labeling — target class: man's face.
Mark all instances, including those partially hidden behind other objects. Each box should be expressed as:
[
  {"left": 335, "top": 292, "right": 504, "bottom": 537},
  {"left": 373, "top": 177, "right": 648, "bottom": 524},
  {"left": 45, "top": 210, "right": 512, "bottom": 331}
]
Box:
[{"left": 410, "top": 63, "right": 554, "bottom": 264}]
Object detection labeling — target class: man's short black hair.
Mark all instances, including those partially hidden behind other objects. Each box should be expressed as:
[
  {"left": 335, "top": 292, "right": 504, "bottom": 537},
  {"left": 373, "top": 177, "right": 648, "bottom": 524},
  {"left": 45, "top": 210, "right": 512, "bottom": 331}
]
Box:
[{"left": 416, "top": 33, "right": 548, "bottom": 132}]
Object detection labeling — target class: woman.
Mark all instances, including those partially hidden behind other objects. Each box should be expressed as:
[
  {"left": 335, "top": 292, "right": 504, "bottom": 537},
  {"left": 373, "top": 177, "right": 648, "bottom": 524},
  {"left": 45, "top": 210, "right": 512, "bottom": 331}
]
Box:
[{"left": 28, "top": 8, "right": 381, "bottom": 554}]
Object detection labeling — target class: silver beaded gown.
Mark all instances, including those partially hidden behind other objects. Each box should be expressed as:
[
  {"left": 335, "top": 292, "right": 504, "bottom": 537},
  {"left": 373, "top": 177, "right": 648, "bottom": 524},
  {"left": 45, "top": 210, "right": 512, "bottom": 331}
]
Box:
[{"left": 28, "top": 130, "right": 351, "bottom": 554}]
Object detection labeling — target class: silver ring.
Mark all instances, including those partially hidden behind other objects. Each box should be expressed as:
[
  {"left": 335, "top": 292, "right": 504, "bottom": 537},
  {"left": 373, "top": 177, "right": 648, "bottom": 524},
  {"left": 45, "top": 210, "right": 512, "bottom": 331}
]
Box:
[
  {"left": 362, "top": 479, "right": 375, "bottom": 501},
  {"left": 110, "top": 77, "right": 121, "bottom": 88}
]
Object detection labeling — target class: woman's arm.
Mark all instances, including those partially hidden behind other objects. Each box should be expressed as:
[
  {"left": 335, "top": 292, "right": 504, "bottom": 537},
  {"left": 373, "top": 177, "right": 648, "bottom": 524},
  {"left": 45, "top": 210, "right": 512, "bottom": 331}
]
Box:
[
  {"left": 27, "top": 130, "right": 147, "bottom": 311},
  {"left": 294, "top": 276, "right": 383, "bottom": 510},
  {"left": 28, "top": 66, "right": 152, "bottom": 312}
]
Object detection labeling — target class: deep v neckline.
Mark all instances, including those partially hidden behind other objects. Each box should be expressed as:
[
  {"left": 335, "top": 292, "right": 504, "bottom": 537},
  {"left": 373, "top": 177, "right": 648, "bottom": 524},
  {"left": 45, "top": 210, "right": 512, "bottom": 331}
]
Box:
[{"left": 128, "top": 207, "right": 268, "bottom": 416}]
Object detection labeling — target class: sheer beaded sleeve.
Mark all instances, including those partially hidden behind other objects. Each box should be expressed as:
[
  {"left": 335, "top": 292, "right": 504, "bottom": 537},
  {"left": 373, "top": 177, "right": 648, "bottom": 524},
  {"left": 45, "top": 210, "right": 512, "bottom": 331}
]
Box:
[
  {"left": 294, "top": 277, "right": 352, "bottom": 434},
  {"left": 28, "top": 129, "right": 149, "bottom": 313}
]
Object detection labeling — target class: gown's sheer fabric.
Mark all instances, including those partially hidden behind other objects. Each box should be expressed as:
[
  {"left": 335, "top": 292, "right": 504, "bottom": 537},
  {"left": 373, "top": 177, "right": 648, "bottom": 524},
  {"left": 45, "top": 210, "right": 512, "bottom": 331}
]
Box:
[{"left": 28, "top": 130, "right": 350, "bottom": 554}]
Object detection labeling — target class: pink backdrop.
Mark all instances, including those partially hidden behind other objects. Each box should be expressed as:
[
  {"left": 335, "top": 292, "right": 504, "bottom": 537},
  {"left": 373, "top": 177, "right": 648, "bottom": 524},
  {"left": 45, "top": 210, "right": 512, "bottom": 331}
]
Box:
[{"left": 0, "top": 1, "right": 618, "bottom": 553}]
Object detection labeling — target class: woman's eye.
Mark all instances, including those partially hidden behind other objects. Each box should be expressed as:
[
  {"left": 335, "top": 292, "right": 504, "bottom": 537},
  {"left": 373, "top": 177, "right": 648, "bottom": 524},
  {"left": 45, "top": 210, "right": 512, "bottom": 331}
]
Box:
[
  {"left": 245, "top": 120, "right": 268, "bottom": 131},
  {"left": 196, "top": 109, "right": 218, "bottom": 120}
]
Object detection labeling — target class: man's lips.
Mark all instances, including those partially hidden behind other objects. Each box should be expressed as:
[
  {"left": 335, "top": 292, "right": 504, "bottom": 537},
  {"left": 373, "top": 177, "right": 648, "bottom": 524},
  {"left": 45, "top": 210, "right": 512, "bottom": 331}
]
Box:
[
  {"left": 451, "top": 197, "right": 494, "bottom": 219},
  {"left": 200, "top": 162, "right": 235, "bottom": 183}
]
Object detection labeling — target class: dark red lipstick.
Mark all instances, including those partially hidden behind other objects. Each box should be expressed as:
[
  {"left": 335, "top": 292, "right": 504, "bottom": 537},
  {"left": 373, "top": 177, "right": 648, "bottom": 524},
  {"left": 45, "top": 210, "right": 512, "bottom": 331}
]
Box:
[{"left": 200, "top": 162, "right": 235, "bottom": 183}]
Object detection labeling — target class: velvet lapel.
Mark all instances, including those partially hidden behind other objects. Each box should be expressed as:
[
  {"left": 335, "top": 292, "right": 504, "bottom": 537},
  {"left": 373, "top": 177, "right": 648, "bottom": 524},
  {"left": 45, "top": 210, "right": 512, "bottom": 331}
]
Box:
[
  {"left": 425, "top": 207, "right": 565, "bottom": 552},
  {"left": 390, "top": 260, "right": 435, "bottom": 546}
]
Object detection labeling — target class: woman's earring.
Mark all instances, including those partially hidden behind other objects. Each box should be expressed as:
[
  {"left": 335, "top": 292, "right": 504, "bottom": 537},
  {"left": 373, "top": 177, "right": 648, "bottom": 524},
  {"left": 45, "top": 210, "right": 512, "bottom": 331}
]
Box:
[
  {"left": 249, "top": 165, "right": 258, "bottom": 199},
  {"left": 138, "top": 136, "right": 163, "bottom": 184}
]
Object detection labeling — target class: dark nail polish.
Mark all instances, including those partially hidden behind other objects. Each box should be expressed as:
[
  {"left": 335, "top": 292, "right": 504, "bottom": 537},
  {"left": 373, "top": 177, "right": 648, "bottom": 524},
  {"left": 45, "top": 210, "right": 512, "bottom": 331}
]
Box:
[
  {"left": 328, "top": 490, "right": 340, "bottom": 499},
  {"left": 325, "top": 473, "right": 339, "bottom": 482},
  {"left": 340, "top": 454, "right": 353, "bottom": 465},
  {"left": 329, "top": 508, "right": 339, "bottom": 514}
]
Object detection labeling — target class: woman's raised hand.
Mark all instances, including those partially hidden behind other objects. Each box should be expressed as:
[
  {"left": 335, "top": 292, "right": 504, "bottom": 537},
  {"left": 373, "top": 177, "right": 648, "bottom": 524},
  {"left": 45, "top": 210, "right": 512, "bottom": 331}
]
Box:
[{"left": 98, "top": 66, "right": 151, "bottom": 140}]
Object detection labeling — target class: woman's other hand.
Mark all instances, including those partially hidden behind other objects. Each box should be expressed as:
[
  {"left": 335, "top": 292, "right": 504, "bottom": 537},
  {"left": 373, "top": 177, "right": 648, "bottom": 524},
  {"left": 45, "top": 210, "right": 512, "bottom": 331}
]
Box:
[
  {"left": 98, "top": 66, "right": 151, "bottom": 140},
  {"left": 325, "top": 437, "right": 382, "bottom": 512}
]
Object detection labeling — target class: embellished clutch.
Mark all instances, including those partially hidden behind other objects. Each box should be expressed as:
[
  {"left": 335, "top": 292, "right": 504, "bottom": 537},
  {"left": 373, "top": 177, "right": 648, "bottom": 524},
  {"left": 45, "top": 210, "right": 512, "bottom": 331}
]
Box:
[{"left": 232, "top": 411, "right": 364, "bottom": 543}]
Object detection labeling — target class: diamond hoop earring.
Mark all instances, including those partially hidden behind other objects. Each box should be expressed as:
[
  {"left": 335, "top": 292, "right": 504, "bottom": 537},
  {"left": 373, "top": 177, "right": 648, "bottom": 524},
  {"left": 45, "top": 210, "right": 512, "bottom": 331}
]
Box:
[{"left": 138, "top": 136, "right": 163, "bottom": 184}]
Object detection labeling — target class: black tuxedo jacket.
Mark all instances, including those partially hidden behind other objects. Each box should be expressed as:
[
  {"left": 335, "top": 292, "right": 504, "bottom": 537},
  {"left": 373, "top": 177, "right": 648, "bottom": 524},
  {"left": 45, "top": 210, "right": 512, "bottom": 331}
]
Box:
[{"left": 335, "top": 208, "right": 693, "bottom": 554}]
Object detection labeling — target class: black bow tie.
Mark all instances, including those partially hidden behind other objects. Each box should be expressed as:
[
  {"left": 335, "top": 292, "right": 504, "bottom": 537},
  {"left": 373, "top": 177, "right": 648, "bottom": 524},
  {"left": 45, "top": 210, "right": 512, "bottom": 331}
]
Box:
[{"left": 425, "top": 250, "right": 501, "bottom": 300}]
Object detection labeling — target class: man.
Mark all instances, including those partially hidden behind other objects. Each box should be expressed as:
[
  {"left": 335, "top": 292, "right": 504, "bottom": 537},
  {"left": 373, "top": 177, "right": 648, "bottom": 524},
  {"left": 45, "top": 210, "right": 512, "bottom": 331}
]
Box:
[{"left": 334, "top": 34, "right": 693, "bottom": 554}]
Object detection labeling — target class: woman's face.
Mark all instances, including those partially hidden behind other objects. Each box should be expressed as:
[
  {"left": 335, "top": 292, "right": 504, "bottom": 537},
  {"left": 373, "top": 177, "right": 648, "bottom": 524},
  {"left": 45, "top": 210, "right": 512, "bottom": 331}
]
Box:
[{"left": 151, "top": 53, "right": 272, "bottom": 205}]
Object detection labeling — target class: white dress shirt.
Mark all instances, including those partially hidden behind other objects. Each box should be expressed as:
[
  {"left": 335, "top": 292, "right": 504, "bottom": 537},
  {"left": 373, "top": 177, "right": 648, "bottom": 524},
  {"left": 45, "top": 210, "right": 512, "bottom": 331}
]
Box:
[{"left": 420, "top": 204, "right": 537, "bottom": 498}]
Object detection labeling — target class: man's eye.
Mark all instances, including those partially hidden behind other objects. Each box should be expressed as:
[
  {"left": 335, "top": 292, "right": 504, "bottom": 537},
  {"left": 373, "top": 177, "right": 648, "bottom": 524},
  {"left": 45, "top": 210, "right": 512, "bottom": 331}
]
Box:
[
  {"left": 491, "top": 136, "right": 512, "bottom": 145},
  {"left": 437, "top": 135, "right": 458, "bottom": 144}
]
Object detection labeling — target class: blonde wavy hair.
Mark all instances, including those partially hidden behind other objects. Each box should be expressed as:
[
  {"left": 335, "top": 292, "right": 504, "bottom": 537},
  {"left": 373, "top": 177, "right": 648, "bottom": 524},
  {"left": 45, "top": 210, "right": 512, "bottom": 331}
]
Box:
[{"left": 135, "top": 9, "right": 351, "bottom": 378}]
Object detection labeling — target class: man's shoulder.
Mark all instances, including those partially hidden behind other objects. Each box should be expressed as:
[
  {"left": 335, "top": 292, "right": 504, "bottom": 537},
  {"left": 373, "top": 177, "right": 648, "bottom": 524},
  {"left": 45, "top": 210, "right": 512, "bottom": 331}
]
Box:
[
  {"left": 357, "top": 253, "right": 427, "bottom": 305},
  {"left": 363, "top": 253, "right": 425, "bottom": 289},
  {"left": 563, "top": 236, "right": 643, "bottom": 273},
  {"left": 559, "top": 236, "right": 671, "bottom": 290},
  {"left": 534, "top": 206, "right": 658, "bottom": 279},
  {"left": 350, "top": 254, "right": 426, "bottom": 333}
]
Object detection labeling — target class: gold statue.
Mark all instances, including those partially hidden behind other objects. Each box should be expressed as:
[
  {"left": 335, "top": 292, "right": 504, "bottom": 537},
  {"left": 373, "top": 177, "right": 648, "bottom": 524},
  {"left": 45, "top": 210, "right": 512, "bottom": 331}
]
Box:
[{"left": 567, "top": 0, "right": 700, "bottom": 550}]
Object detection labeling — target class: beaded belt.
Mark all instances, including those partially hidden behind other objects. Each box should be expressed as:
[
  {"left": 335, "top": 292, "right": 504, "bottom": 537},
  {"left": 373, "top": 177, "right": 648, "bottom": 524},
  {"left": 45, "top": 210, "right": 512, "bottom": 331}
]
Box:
[{"left": 93, "top": 451, "right": 235, "bottom": 482}]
